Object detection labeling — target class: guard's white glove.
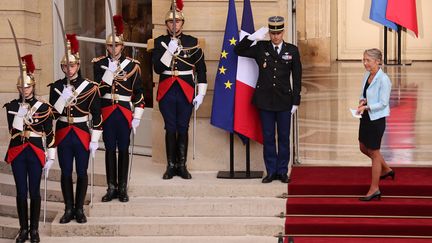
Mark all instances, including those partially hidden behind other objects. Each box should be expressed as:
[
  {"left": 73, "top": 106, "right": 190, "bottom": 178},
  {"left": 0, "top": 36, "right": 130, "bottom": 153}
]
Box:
[
  {"left": 89, "top": 130, "right": 102, "bottom": 158},
  {"left": 131, "top": 118, "right": 140, "bottom": 134},
  {"left": 193, "top": 95, "right": 204, "bottom": 111},
  {"left": 247, "top": 27, "right": 269, "bottom": 41},
  {"left": 43, "top": 148, "right": 56, "bottom": 177},
  {"left": 132, "top": 107, "right": 144, "bottom": 134},
  {"left": 61, "top": 85, "right": 74, "bottom": 102},
  {"left": 291, "top": 105, "right": 298, "bottom": 114},
  {"left": 108, "top": 59, "right": 118, "bottom": 73},
  {"left": 168, "top": 39, "right": 179, "bottom": 55},
  {"left": 17, "top": 105, "right": 28, "bottom": 118},
  {"left": 89, "top": 142, "right": 99, "bottom": 158},
  {"left": 193, "top": 83, "right": 208, "bottom": 111},
  {"left": 43, "top": 159, "right": 54, "bottom": 177}
]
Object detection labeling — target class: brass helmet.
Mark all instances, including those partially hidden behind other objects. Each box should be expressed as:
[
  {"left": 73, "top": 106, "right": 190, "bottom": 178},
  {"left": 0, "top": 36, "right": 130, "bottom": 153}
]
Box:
[
  {"left": 61, "top": 34, "right": 80, "bottom": 65},
  {"left": 17, "top": 54, "right": 36, "bottom": 88},
  {"left": 106, "top": 15, "right": 125, "bottom": 45},
  {"left": 164, "top": 9, "right": 185, "bottom": 22}
]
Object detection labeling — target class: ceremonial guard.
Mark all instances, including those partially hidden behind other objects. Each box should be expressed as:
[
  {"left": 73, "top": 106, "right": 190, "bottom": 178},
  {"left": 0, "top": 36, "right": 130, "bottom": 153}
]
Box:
[
  {"left": 235, "top": 16, "right": 302, "bottom": 183},
  {"left": 49, "top": 34, "right": 103, "bottom": 223},
  {"left": 93, "top": 15, "right": 144, "bottom": 202},
  {"left": 4, "top": 54, "right": 55, "bottom": 243},
  {"left": 152, "top": 2, "right": 208, "bottom": 180}
]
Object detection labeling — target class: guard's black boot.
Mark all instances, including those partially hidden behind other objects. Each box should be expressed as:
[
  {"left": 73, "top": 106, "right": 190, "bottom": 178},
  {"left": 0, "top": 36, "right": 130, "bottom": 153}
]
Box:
[
  {"left": 102, "top": 150, "right": 118, "bottom": 202},
  {"left": 163, "top": 132, "right": 177, "bottom": 179},
  {"left": 29, "top": 197, "right": 41, "bottom": 243},
  {"left": 59, "top": 175, "right": 75, "bottom": 224},
  {"left": 15, "top": 197, "right": 29, "bottom": 243},
  {"left": 75, "top": 175, "right": 88, "bottom": 223},
  {"left": 176, "top": 132, "right": 192, "bottom": 179},
  {"left": 118, "top": 150, "right": 129, "bottom": 202}
]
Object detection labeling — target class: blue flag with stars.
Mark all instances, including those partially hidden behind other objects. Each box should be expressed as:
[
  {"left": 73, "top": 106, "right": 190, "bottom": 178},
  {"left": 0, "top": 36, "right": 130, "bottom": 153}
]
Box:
[{"left": 210, "top": 0, "right": 239, "bottom": 132}]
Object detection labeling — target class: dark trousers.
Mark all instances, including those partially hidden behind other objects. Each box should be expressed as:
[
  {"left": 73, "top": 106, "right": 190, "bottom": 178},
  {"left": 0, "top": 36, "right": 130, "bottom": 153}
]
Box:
[
  {"left": 57, "top": 130, "right": 89, "bottom": 177},
  {"left": 159, "top": 83, "right": 193, "bottom": 133},
  {"left": 259, "top": 109, "right": 291, "bottom": 176},
  {"left": 103, "top": 108, "right": 131, "bottom": 151},
  {"left": 11, "top": 146, "right": 42, "bottom": 199}
]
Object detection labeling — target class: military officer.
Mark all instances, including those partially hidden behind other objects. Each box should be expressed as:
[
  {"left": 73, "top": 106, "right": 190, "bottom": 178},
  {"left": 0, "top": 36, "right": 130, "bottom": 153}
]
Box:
[
  {"left": 49, "top": 34, "right": 103, "bottom": 223},
  {"left": 234, "top": 16, "right": 302, "bottom": 183},
  {"left": 4, "top": 54, "right": 55, "bottom": 243},
  {"left": 152, "top": 6, "right": 207, "bottom": 180},
  {"left": 93, "top": 15, "right": 144, "bottom": 203}
]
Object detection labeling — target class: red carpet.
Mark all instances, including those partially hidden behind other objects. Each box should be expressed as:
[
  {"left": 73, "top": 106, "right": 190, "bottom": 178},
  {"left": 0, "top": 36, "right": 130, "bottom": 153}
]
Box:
[
  {"left": 288, "top": 166, "right": 432, "bottom": 196},
  {"left": 285, "top": 166, "right": 432, "bottom": 239},
  {"left": 285, "top": 237, "right": 432, "bottom": 243}
]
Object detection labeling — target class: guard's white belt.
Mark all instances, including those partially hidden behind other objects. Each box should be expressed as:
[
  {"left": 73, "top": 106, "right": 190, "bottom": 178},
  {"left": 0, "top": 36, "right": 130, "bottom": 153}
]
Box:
[
  {"left": 59, "top": 116, "right": 89, "bottom": 123},
  {"left": 162, "top": 70, "right": 194, "bottom": 76},
  {"left": 102, "top": 93, "right": 131, "bottom": 102},
  {"left": 22, "top": 131, "right": 42, "bottom": 138}
]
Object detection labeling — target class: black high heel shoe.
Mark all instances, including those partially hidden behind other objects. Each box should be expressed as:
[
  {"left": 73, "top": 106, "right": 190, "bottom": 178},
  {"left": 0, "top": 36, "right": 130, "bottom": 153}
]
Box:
[
  {"left": 380, "top": 170, "right": 395, "bottom": 180},
  {"left": 359, "top": 190, "right": 381, "bottom": 201}
]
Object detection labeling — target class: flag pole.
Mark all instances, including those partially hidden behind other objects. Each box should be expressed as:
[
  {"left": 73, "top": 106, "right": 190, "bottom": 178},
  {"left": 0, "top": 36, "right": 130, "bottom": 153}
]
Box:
[{"left": 384, "top": 27, "right": 388, "bottom": 65}]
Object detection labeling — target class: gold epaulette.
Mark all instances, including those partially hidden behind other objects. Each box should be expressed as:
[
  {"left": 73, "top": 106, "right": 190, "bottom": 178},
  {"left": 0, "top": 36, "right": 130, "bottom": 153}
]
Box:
[
  {"left": 126, "top": 57, "right": 140, "bottom": 64},
  {"left": 91, "top": 56, "right": 106, "bottom": 63}
]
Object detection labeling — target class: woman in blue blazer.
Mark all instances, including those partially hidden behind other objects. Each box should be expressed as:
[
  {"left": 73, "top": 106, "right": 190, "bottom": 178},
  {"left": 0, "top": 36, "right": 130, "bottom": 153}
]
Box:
[{"left": 356, "top": 48, "right": 393, "bottom": 201}]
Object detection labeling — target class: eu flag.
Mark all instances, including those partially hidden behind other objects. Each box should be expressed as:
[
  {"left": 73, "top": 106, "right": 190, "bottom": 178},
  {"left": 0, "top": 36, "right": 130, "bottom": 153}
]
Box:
[{"left": 210, "top": 0, "right": 239, "bottom": 132}]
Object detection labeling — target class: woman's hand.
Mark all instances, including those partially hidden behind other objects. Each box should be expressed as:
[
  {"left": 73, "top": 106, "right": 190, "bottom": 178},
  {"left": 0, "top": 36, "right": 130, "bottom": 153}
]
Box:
[
  {"left": 358, "top": 99, "right": 367, "bottom": 107},
  {"left": 356, "top": 105, "right": 368, "bottom": 115}
]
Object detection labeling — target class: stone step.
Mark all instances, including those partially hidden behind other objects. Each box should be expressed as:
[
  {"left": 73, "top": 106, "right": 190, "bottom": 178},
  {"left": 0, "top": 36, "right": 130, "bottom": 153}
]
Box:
[
  {"left": 0, "top": 195, "right": 63, "bottom": 221},
  {"left": 0, "top": 172, "right": 106, "bottom": 203},
  {"left": 50, "top": 216, "right": 285, "bottom": 237},
  {"left": 0, "top": 216, "right": 51, "bottom": 240},
  {"left": 89, "top": 196, "right": 286, "bottom": 217},
  {"left": 37, "top": 236, "right": 279, "bottom": 243},
  {"left": 1, "top": 158, "right": 107, "bottom": 186},
  {"left": 0, "top": 215, "right": 19, "bottom": 239}
]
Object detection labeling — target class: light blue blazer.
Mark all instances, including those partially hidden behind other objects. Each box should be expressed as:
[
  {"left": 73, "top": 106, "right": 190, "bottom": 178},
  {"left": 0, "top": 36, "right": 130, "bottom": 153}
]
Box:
[{"left": 359, "top": 68, "right": 392, "bottom": 121}]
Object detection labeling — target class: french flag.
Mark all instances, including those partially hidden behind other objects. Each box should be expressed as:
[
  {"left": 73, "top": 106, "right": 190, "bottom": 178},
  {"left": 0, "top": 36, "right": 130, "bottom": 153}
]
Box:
[{"left": 234, "top": 0, "right": 263, "bottom": 144}]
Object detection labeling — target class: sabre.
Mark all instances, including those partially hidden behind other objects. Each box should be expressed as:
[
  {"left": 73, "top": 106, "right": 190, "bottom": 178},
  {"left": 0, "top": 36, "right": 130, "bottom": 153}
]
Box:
[
  {"left": 172, "top": 0, "right": 177, "bottom": 39},
  {"left": 127, "top": 131, "right": 135, "bottom": 190},
  {"left": 192, "top": 73, "right": 197, "bottom": 160},
  {"left": 90, "top": 155, "right": 94, "bottom": 208},
  {"left": 8, "top": 19, "right": 25, "bottom": 104},
  {"left": 54, "top": 3, "right": 71, "bottom": 86},
  {"left": 43, "top": 172, "right": 47, "bottom": 224},
  {"left": 106, "top": 0, "right": 118, "bottom": 62}
]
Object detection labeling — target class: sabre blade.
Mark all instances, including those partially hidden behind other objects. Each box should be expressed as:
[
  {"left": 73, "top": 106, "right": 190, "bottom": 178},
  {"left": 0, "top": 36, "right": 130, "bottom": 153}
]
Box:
[
  {"left": 8, "top": 19, "right": 25, "bottom": 103},
  {"left": 54, "top": 2, "right": 71, "bottom": 85},
  {"left": 106, "top": 0, "right": 117, "bottom": 61}
]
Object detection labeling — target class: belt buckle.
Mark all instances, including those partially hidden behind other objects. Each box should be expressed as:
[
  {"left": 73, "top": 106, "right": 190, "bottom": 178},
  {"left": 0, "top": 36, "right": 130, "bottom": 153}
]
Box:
[
  {"left": 68, "top": 116, "right": 74, "bottom": 124},
  {"left": 174, "top": 70, "right": 179, "bottom": 76},
  {"left": 113, "top": 94, "right": 120, "bottom": 101},
  {"left": 22, "top": 130, "right": 31, "bottom": 138}
]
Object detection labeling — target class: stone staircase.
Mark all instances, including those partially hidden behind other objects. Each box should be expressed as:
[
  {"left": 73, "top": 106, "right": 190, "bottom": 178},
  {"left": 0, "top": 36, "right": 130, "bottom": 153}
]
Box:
[{"left": 0, "top": 151, "right": 286, "bottom": 242}]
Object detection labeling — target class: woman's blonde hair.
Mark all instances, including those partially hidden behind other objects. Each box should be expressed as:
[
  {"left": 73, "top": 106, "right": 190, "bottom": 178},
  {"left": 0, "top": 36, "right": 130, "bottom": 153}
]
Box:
[{"left": 364, "top": 48, "right": 383, "bottom": 63}]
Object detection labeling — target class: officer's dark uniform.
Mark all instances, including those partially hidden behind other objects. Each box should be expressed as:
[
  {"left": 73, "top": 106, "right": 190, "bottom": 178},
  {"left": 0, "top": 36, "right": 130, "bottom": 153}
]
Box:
[
  {"left": 49, "top": 74, "right": 102, "bottom": 223},
  {"left": 235, "top": 16, "right": 302, "bottom": 183},
  {"left": 93, "top": 54, "right": 144, "bottom": 202},
  {"left": 152, "top": 31, "right": 207, "bottom": 179},
  {"left": 4, "top": 97, "right": 54, "bottom": 243}
]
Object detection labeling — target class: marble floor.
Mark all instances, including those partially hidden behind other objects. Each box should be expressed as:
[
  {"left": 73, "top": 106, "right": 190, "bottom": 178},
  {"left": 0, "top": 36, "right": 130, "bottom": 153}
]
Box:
[{"left": 297, "top": 61, "right": 432, "bottom": 167}]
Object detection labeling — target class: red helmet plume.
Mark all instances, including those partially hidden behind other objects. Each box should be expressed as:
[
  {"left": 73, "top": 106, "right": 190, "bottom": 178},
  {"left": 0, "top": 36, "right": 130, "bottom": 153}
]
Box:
[
  {"left": 66, "top": 34, "right": 79, "bottom": 54},
  {"left": 113, "top": 15, "right": 124, "bottom": 36},
  {"left": 176, "top": 0, "right": 184, "bottom": 11},
  {"left": 21, "top": 54, "right": 35, "bottom": 74}
]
